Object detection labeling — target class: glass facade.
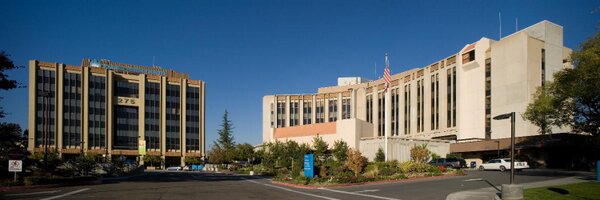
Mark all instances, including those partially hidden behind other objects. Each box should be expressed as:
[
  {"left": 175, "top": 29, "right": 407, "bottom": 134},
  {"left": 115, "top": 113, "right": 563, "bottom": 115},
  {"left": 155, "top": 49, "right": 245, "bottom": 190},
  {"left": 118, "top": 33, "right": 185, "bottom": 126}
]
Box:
[
  {"left": 88, "top": 75, "right": 106, "bottom": 148},
  {"left": 328, "top": 98, "right": 337, "bottom": 122},
  {"left": 35, "top": 69, "right": 56, "bottom": 146},
  {"left": 115, "top": 80, "right": 139, "bottom": 98},
  {"left": 63, "top": 72, "right": 82, "bottom": 147},
  {"left": 289, "top": 100, "right": 299, "bottom": 126},
  {"left": 145, "top": 82, "right": 161, "bottom": 150},
  {"left": 377, "top": 91, "right": 384, "bottom": 136},
  {"left": 342, "top": 97, "right": 351, "bottom": 120},
  {"left": 316, "top": 99, "right": 324, "bottom": 123},
  {"left": 186, "top": 86, "right": 200, "bottom": 151},
  {"left": 276, "top": 99, "right": 286, "bottom": 127},
  {"left": 166, "top": 84, "right": 181, "bottom": 150},
  {"left": 366, "top": 94, "right": 373, "bottom": 123},
  {"left": 114, "top": 106, "right": 138, "bottom": 149},
  {"left": 302, "top": 99, "right": 312, "bottom": 125},
  {"left": 404, "top": 84, "right": 411, "bottom": 135}
]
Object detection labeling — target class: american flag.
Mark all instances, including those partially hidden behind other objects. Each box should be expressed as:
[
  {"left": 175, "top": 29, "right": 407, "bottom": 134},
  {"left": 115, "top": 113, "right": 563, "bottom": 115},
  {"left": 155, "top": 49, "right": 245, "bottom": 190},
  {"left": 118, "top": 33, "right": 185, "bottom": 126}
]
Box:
[{"left": 384, "top": 52, "right": 391, "bottom": 90}]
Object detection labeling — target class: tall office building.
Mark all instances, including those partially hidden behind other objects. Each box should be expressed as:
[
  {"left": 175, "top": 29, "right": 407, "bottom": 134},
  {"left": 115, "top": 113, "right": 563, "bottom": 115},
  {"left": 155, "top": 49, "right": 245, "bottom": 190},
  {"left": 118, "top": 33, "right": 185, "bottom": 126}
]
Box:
[
  {"left": 28, "top": 58, "right": 205, "bottom": 167},
  {"left": 263, "top": 20, "right": 573, "bottom": 153}
]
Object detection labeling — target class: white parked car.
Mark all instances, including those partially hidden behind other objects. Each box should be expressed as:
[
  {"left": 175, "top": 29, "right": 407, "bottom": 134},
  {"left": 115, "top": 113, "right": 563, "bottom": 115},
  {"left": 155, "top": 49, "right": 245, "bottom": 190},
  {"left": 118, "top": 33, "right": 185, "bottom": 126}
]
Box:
[
  {"left": 166, "top": 166, "right": 182, "bottom": 171},
  {"left": 479, "top": 158, "right": 529, "bottom": 171}
]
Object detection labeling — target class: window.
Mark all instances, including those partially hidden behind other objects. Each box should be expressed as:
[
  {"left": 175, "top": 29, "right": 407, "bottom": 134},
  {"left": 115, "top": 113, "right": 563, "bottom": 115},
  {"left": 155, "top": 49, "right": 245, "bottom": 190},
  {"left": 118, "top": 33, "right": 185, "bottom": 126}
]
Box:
[
  {"left": 462, "top": 50, "right": 475, "bottom": 63},
  {"left": 114, "top": 80, "right": 139, "bottom": 98},
  {"left": 63, "top": 72, "right": 81, "bottom": 148},
  {"left": 453, "top": 67, "right": 457, "bottom": 127},
  {"left": 378, "top": 91, "right": 384, "bottom": 136},
  {"left": 431, "top": 74, "right": 439, "bottom": 131},
  {"left": 145, "top": 82, "right": 161, "bottom": 150},
  {"left": 366, "top": 94, "right": 373, "bottom": 123},
  {"left": 316, "top": 99, "right": 325, "bottom": 123},
  {"left": 289, "top": 100, "right": 299, "bottom": 126},
  {"left": 328, "top": 97, "right": 337, "bottom": 122},
  {"left": 485, "top": 59, "right": 492, "bottom": 139},
  {"left": 114, "top": 106, "right": 138, "bottom": 150},
  {"left": 342, "top": 98, "right": 351, "bottom": 119},
  {"left": 303, "top": 99, "right": 312, "bottom": 125},
  {"left": 417, "top": 80, "right": 424, "bottom": 133},
  {"left": 166, "top": 84, "right": 180, "bottom": 150},
  {"left": 88, "top": 75, "right": 106, "bottom": 148},
  {"left": 277, "top": 99, "right": 286, "bottom": 127},
  {"left": 186, "top": 86, "right": 200, "bottom": 151},
  {"left": 404, "top": 84, "right": 411, "bottom": 134},
  {"left": 270, "top": 103, "right": 274, "bottom": 127},
  {"left": 36, "top": 69, "right": 56, "bottom": 146},
  {"left": 541, "top": 49, "right": 546, "bottom": 86},
  {"left": 392, "top": 88, "right": 400, "bottom": 136}
]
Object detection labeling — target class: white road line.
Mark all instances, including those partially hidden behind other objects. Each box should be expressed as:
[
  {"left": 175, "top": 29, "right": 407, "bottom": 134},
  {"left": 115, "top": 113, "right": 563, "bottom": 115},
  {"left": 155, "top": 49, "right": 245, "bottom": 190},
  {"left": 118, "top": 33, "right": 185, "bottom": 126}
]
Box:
[
  {"left": 463, "top": 178, "right": 483, "bottom": 182},
  {"left": 355, "top": 189, "right": 380, "bottom": 193},
  {"left": 243, "top": 179, "right": 339, "bottom": 200},
  {"left": 261, "top": 184, "right": 340, "bottom": 200},
  {"left": 40, "top": 188, "right": 90, "bottom": 200},
  {"left": 4, "top": 190, "right": 61, "bottom": 196},
  {"left": 319, "top": 188, "right": 401, "bottom": 200}
]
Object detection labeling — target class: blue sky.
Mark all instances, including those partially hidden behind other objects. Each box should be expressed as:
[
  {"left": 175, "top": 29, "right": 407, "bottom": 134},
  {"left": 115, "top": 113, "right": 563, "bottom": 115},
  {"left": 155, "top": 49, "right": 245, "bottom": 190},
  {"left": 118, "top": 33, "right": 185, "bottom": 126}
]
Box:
[{"left": 1, "top": 0, "right": 598, "bottom": 147}]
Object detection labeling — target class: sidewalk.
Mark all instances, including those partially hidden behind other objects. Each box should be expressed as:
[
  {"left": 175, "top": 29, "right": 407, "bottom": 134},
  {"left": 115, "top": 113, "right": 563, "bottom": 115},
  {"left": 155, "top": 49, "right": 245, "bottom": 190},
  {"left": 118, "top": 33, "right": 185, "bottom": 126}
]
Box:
[{"left": 446, "top": 176, "right": 592, "bottom": 200}]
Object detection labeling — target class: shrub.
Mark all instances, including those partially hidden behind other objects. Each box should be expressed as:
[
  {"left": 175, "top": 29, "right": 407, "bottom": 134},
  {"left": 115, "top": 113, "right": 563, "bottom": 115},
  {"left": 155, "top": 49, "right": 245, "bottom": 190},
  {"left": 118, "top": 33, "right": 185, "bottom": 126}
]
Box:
[
  {"left": 398, "top": 161, "right": 432, "bottom": 174},
  {"left": 379, "top": 161, "right": 399, "bottom": 176},
  {"left": 446, "top": 153, "right": 462, "bottom": 159},
  {"left": 346, "top": 148, "right": 367, "bottom": 176},
  {"left": 375, "top": 148, "right": 385, "bottom": 162},
  {"left": 431, "top": 152, "right": 441, "bottom": 160},
  {"left": 437, "top": 165, "right": 446, "bottom": 173},
  {"left": 410, "top": 144, "right": 431, "bottom": 163},
  {"left": 332, "top": 140, "right": 349, "bottom": 162},
  {"left": 427, "top": 165, "right": 443, "bottom": 176}
]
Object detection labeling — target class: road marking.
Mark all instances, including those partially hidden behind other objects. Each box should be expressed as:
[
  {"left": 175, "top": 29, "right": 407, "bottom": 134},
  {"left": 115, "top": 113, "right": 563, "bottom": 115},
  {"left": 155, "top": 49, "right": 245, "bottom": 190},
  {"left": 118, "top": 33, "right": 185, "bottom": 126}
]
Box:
[
  {"left": 40, "top": 188, "right": 90, "bottom": 200},
  {"left": 355, "top": 189, "right": 380, "bottom": 193},
  {"left": 262, "top": 184, "right": 340, "bottom": 200},
  {"left": 319, "top": 188, "right": 400, "bottom": 200},
  {"left": 464, "top": 178, "right": 483, "bottom": 182},
  {"left": 4, "top": 190, "right": 61, "bottom": 196},
  {"left": 243, "top": 179, "right": 339, "bottom": 200}
]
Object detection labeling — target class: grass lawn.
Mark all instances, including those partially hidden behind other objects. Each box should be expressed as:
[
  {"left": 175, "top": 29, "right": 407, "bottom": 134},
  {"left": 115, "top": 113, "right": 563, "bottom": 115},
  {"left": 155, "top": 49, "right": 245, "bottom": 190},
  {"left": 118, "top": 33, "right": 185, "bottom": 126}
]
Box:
[{"left": 524, "top": 181, "right": 600, "bottom": 200}]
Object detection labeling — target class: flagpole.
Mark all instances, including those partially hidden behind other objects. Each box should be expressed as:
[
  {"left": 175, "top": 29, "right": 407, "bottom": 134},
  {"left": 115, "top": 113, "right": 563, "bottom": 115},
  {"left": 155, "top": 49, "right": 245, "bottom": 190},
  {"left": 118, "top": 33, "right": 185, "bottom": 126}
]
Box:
[{"left": 384, "top": 52, "right": 391, "bottom": 162}]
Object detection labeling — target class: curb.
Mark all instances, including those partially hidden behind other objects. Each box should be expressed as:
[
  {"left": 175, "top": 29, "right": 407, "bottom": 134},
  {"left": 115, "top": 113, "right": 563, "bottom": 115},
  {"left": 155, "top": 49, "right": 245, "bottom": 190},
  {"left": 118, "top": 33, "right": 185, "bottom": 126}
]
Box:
[{"left": 272, "top": 173, "right": 463, "bottom": 189}]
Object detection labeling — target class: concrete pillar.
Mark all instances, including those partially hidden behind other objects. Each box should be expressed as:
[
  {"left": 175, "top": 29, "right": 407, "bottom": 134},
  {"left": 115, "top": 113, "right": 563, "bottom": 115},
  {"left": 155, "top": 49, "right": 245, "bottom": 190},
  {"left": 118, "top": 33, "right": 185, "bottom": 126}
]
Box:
[
  {"left": 324, "top": 95, "right": 330, "bottom": 122},
  {"left": 299, "top": 96, "right": 304, "bottom": 126},
  {"left": 311, "top": 95, "right": 316, "bottom": 124},
  {"left": 373, "top": 91, "right": 379, "bottom": 137},
  {"left": 160, "top": 76, "right": 167, "bottom": 169},
  {"left": 337, "top": 93, "right": 342, "bottom": 120},
  {"left": 181, "top": 79, "right": 187, "bottom": 166},
  {"left": 138, "top": 74, "right": 146, "bottom": 165},
  {"left": 82, "top": 66, "right": 89, "bottom": 154},
  {"left": 501, "top": 184, "right": 523, "bottom": 200},
  {"left": 107, "top": 70, "right": 114, "bottom": 157},
  {"left": 28, "top": 60, "right": 37, "bottom": 153},
  {"left": 285, "top": 96, "right": 290, "bottom": 127}
]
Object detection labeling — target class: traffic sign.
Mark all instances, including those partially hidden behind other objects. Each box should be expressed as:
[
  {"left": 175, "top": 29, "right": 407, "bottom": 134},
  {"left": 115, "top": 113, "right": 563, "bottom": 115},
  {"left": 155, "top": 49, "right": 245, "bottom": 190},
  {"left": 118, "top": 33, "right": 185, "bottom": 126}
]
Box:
[{"left": 8, "top": 160, "right": 22, "bottom": 172}]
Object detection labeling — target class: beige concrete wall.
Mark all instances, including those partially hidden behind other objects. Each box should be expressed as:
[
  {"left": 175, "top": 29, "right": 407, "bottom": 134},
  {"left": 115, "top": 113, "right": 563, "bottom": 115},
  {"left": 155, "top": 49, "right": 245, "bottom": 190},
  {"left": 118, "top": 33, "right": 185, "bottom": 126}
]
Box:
[{"left": 360, "top": 138, "right": 450, "bottom": 162}]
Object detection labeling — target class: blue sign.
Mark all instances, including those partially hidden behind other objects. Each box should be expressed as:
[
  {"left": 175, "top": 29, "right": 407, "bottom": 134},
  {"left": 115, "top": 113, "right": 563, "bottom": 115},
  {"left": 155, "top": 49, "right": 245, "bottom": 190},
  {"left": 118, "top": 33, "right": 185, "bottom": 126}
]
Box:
[{"left": 304, "top": 154, "right": 314, "bottom": 178}]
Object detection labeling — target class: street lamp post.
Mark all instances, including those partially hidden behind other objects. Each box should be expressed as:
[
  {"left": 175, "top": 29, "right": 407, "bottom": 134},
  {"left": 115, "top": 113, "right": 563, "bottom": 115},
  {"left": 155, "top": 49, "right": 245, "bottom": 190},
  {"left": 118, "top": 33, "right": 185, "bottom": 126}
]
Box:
[
  {"left": 493, "top": 112, "right": 515, "bottom": 184},
  {"left": 494, "top": 112, "right": 523, "bottom": 200}
]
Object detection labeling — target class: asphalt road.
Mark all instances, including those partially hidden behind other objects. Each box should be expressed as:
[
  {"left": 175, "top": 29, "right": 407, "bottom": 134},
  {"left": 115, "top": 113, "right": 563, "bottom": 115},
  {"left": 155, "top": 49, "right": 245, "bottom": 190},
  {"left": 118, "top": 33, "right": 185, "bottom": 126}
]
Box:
[{"left": 1, "top": 169, "right": 593, "bottom": 200}]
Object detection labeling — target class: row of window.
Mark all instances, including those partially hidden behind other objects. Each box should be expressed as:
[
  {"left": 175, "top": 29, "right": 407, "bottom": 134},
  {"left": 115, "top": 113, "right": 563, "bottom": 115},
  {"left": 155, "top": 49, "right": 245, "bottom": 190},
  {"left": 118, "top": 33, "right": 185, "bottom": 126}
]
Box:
[
  {"left": 35, "top": 69, "right": 202, "bottom": 151},
  {"left": 273, "top": 97, "right": 349, "bottom": 128}
]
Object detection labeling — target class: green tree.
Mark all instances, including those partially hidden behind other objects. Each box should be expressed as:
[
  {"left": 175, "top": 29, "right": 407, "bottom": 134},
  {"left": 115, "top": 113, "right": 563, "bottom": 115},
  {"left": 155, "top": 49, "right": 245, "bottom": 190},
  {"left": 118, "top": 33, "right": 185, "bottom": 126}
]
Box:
[
  {"left": 208, "top": 144, "right": 227, "bottom": 164},
  {"left": 524, "top": 31, "right": 600, "bottom": 137},
  {"left": 184, "top": 156, "right": 203, "bottom": 165},
  {"left": 374, "top": 147, "right": 385, "bottom": 162},
  {"left": 232, "top": 143, "right": 255, "bottom": 162},
  {"left": 332, "top": 140, "right": 349, "bottom": 162},
  {"left": 312, "top": 136, "right": 328, "bottom": 162},
  {"left": 0, "top": 123, "right": 25, "bottom": 176},
  {"left": 0, "top": 51, "right": 21, "bottom": 118},
  {"left": 214, "top": 110, "right": 235, "bottom": 163},
  {"left": 523, "top": 84, "right": 563, "bottom": 135},
  {"left": 76, "top": 154, "right": 99, "bottom": 175},
  {"left": 143, "top": 155, "right": 163, "bottom": 167}
]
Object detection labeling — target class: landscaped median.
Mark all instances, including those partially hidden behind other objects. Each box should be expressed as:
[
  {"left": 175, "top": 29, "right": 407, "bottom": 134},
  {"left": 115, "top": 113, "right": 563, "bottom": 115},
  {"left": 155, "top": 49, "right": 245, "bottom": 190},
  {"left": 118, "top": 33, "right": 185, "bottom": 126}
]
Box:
[{"left": 271, "top": 161, "right": 466, "bottom": 188}]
